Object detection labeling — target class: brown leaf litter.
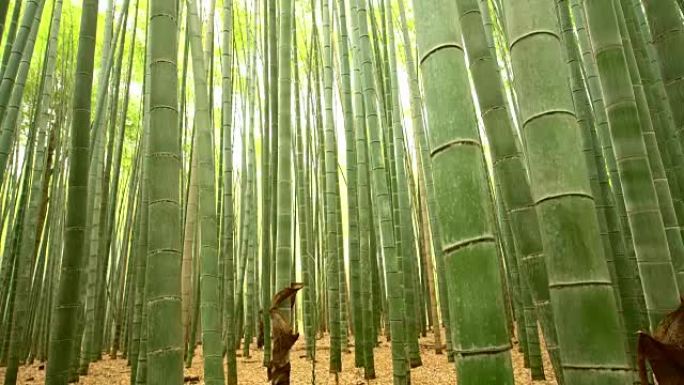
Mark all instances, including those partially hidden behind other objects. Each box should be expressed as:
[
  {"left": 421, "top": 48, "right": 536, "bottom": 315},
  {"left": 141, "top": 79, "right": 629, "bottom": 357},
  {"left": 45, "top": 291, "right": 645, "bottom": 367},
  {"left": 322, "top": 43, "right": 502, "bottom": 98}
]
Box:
[{"left": 0, "top": 331, "right": 557, "bottom": 384}]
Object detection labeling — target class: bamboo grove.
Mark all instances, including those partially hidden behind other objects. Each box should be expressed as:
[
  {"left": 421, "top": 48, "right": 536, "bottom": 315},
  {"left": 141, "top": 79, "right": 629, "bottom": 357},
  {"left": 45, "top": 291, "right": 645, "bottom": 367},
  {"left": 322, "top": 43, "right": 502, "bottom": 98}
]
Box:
[{"left": 1, "top": 0, "right": 684, "bottom": 384}]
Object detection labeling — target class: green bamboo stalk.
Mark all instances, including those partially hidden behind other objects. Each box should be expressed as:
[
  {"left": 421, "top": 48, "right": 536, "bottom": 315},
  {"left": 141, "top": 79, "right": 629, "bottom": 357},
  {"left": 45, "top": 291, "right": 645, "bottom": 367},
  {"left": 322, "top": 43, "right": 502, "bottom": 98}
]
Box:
[
  {"left": 334, "top": 0, "right": 363, "bottom": 368},
  {"left": 2, "top": 0, "right": 50, "bottom": 380},
  {"left": 0, "top": 0, "right": 21, "bottom": 82},
  {"left": 641, "top": 0, "right": 684, "bottom": 155},
  {"left": 134, "top": 25, "right": 152, "bottom": 381},
  {"left": 267, "top": 0, "right": 280, "bottom": 361},
  {"left": 98, "top": 4, "right": 137, "bottom": 356},
  {"left": 44, "top": 0, "right": 99, "bottom": 382},
  {"left": 414, "top": 1, "right": 515, "bottom": 383},
  {"left": 143, "top": 0, "right": 183, "bottom": 383},
  {"left": 0, "top": 0, "right": 10, "bottom": 43},
  {"left": 108, "top": 2, "right": 140, "bottom": 358},
  {"left": 353, "top": 50, "right": 376, "bottom": 378},
  {"left": 352, "top": 0, "right": 408, "bottom": 382},
  {"left": 274, "top": 0, "right": 294, "bottom": 329},
  {"left": 81, "top": 1, "right": 115, "bottom": 370},
  {"left": 186, "top": 0, "right": 225, "bottom": 383},
  {"left": 635, "top": 4, "right": 684, "bottom": 209},
  {"left": 2, "top": 20, "right": 46, "bottom": 381},
  {"left": 472, "top": 1, "right": 565, "bottom": 381},
  {"left": 220, "top": 0, "right": 236, "bottom": 382},
  {"left": 0, "top": 0, "right": 43, "bottom": 129},
  {"left": 297, "top": 24, "right": 317, "bottom": 362},
  {"left": 494, "top": 185, "right": 526, "bottom": 355},
  {"left": 243, "top": 129, "right": 256, "bottom": 359},
  {"left": 582, "top": 0, "right": 681, "bottom": 329},
  {"left": 259, "top": 0, "right": 274, "bottom": 367},
  {"left": 396, "top": 0, "right": 453, "bottom": 359},
  {"left": 570, "top": 0, "right": 649, "bottom": 334},
  {"left": 504, "top": 0, "right": 634, "bottom": 382},
  {"left": 320, "top": 0, "right": 342, "bottom": 373},
  {"left": 557, "top": 1, "right": 645, "bottom": 374},
  {"left": 616, "top": 0, "right": 684, "bottom": 297},
  {"left": 621, "top": 0, "right": 684, "bottom": 290},
  {"left": 0, "top": 0, "right": 45, "bottom": 181},
  {"left": 345, "top": 1, "right": 378, "bottom": 368},
  {"left": 385, "top": 0, "right": 420, "bottom": 368}
]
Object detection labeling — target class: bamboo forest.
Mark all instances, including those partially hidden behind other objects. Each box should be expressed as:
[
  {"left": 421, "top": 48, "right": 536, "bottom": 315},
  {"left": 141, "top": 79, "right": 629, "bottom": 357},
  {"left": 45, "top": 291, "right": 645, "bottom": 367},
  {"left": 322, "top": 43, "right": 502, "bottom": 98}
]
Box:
[{"left": 4, "top": 0, "right": 684, "bottom": 384}]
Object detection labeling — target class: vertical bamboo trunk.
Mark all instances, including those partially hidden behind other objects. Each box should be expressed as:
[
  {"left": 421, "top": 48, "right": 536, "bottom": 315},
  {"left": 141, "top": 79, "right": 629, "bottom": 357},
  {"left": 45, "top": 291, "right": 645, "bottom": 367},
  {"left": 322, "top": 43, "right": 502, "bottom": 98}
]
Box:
[
  {"left": 335, "top": 0, "right": 363, "bottom": 368},
  {"left": 0, "top": 0, "right": 21, "bottom": 82},
  {"left": 641, "top": 0, "right": 684, "bottom": 164},
  {"left": 582, "top": 0, "right": 681, "bottom": 328},
  {"left": 353, "top": 32, "right": 376, "bottom": 376},
  {"left": 45, "top": 0, "right": 98, "bottom": 382},
  {"left": 2, "top": 1, "right": 47, "bottom": 382},
  {"left": 0, "top": 0, "right": 10, "bottom": 43},
  {"left": 243, "top": 131, "right": 256, "bottom": 359},
  {"left": 0, "top": 0, "right": 42, "bottom": 132},
  {"left": 144, "top": 0, "right": 183, "bottom": 383},
  {"left": 413, "top": 0, "right": 515, "bottom": 383},
  {"left": 220, "top": 0, "right": 236, "bottom": 383},
  {"left": 274, "top": 0, "right": 294, "bottom": 332},
  {"left": 569, "top": 0, "right": 649, "bottom": 336},
  {"left": 261, "top": 0, "right": 277, "bottom": 366},
  {"left": 296, "top": 35, "right": 316, "bottom": 362},
  {"left": 182, "top": 136, "right": 199, "bottom": 351},
  {"left": 396, "top": 0, "right": 453, "bottom": 359},
  {"left": 320, "top": 0, "right": 342, "bottom": 373},
  {"left": 352, "top": 0, "right": 408, "bottom": 382},
  {"left": 505, "top": 0, "right": 634, "bottom": 382},
  {"left": 456, "top": 0, "right": 566, "bottom": 380},
  {"left": 385, "top": 0, "right": 420, "bottom": 368},
  {"left": 186, "top": 0, "right": 225, "bottom": 383},
  {"left": 418, "top": 181, "right": 441, "bottom": 354},
  {"left": 134, "top": 36, "right": 153, "bottom": 384}
]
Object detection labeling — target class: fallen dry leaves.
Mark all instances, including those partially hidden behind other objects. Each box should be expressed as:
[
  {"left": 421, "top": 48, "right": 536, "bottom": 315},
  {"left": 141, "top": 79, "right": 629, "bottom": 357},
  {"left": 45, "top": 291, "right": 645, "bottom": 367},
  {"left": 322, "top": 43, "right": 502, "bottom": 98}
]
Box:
[{"left": 0, "top": 331, "right": 557, "bottom": 384}]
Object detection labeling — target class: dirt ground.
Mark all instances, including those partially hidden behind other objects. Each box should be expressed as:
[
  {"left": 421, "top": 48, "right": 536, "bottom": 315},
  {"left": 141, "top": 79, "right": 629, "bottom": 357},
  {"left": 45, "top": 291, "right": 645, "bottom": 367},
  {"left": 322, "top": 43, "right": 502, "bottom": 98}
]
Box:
[{"left": 0, "top": 332, "right": 557, "bottom": 384}]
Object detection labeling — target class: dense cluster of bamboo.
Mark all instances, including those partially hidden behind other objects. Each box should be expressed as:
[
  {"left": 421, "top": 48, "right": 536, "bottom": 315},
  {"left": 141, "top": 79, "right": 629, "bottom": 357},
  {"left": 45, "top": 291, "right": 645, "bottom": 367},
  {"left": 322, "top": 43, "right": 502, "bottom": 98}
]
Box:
[{"left": 0, "top": 0, "right": 684, "bottom": 384}]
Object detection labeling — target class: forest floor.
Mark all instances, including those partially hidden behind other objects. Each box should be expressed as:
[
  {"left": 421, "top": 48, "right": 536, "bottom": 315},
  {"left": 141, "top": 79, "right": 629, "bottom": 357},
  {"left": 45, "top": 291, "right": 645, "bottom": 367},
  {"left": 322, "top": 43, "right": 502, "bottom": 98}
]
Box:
[{"left": 0, "top": 331, "right": 557, "bottom": 384}]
